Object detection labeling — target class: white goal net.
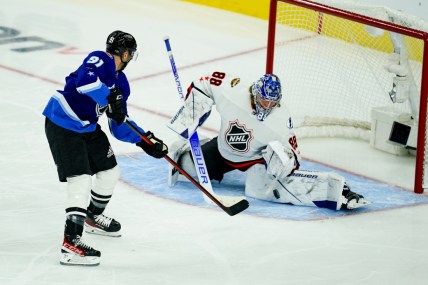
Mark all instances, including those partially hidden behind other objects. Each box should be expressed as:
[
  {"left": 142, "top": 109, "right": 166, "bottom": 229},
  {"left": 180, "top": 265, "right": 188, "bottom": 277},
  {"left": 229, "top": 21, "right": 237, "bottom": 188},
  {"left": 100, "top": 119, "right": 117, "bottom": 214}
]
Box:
[{"left": 266, "top": 0, "right": 428, "bottom": 193}]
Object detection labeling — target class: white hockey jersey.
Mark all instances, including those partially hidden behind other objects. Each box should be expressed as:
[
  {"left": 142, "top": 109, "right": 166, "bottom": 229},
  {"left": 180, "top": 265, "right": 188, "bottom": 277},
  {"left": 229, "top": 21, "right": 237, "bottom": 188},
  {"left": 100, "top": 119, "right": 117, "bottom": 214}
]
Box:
[
  {"left": 169, "top": 71, "right": 300, "bottom": 164},
  {"left": 168, "top": 71, "right": 368, "bottom": 211}
]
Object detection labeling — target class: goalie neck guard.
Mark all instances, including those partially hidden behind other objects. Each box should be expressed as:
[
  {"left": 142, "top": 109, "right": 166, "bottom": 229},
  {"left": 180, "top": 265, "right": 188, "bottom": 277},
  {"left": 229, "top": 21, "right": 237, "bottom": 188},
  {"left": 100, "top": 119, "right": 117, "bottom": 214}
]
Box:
[{"left": 251, "top": 74, "right": 282, "bottom": 121}]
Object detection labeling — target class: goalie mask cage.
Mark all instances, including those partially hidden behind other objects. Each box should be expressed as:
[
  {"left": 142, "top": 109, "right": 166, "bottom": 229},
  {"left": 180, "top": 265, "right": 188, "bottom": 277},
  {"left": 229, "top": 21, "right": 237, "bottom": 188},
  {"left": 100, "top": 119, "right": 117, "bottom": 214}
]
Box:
[{"left": 266, "top": 0, "right": 428, "bottom": 194}]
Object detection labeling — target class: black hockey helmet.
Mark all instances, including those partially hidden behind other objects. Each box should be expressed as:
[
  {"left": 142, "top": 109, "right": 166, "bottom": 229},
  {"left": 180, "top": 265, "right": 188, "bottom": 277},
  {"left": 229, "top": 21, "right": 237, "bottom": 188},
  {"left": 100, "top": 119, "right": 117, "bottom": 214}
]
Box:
[{"left": 106, "top": 30, "right": 137, "bottom": 58}]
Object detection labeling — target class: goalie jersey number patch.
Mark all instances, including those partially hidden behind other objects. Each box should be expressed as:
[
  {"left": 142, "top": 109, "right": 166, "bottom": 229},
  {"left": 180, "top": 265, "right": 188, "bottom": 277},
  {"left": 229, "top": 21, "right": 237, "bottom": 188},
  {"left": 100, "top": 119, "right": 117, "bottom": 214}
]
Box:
[{"left": 224, "top": 120, "right": 253, "bottom": 152}]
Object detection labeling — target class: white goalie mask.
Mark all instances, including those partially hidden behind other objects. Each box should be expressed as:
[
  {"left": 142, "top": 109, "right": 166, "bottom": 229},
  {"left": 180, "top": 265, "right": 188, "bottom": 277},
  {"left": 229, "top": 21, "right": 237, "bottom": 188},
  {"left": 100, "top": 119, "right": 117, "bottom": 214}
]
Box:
[{"left": 251, "top": 74, "right": 282, "bottom": 121}]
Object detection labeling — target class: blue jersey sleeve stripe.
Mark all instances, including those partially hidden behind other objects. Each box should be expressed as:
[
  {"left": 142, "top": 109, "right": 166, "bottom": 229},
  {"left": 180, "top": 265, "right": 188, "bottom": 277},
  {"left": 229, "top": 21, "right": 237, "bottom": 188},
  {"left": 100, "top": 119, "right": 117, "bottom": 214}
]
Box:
[
  {"left": 43, "top": 92, "right": 97, "bottom": 133},
  {"left": 77, "top": 78, "right": 110, "bottom": 105},
  {"left": 76, "top": 77, "right": 103, "bottom": 93},
  {"left": 52, "top": 92, "right": 90, "bottom": 126}
]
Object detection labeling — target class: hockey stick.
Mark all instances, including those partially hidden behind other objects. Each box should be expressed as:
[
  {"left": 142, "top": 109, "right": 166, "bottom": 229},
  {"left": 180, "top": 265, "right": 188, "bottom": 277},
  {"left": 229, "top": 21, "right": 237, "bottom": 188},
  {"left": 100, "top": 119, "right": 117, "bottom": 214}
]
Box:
[
  {"left": 124, "top": 119, "right": 249, "bottom": 216},
  {"left": 163, "top": 35, "right": 217, "bottom": 204},
  {"left": 163, "top": 36, "right": 249, "bottom": 208}
]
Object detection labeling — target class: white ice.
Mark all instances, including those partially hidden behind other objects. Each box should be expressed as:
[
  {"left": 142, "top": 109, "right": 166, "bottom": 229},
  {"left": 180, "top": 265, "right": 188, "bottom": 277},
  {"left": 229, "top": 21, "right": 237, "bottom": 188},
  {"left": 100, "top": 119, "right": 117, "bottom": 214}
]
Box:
[{"left": 1, "top": 0, "right": 427, "bottom": 284}]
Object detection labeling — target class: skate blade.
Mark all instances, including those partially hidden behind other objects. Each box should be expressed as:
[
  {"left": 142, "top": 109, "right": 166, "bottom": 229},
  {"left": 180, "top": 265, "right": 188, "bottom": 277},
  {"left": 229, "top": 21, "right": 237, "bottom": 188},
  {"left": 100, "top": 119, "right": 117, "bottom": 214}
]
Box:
[
  {"left": 60, "top": 252, "right": 100, "bottom": 266},
  {"left": 84, "top": 225, "right": 121, "bottom": 237},
  {"left": 347, "top": 198, "right": 371, "bottom": 210}
]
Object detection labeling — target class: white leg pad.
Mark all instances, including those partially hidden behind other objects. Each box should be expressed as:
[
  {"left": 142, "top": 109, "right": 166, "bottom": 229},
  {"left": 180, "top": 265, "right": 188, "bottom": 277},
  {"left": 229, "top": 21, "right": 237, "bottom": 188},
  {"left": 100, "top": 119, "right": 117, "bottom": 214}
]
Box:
[
  {"left": 180, "top": 152, "right": 197, "bottom": 177},
  {"left": 245, "top": 164, "right": 345, "bottom": 210},
  {"left": 168, "top": 139, "right": 198, "bottom": 187},
  {"left": 167, "top": 137, "right": 212, "bottom": 187}
]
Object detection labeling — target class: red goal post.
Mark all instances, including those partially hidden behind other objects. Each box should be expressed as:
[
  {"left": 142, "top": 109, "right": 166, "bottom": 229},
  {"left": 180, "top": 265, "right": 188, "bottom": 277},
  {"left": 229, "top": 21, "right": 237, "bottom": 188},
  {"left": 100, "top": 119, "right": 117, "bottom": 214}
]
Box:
[{"left": 266, "top": 0, "right": 428, "bottom": 193}]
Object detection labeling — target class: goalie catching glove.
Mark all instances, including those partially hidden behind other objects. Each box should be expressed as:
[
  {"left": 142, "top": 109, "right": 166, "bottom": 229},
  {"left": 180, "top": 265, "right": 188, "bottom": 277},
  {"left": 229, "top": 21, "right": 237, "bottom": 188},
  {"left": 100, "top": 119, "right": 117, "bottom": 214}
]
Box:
[
  {"left": 262, "top": 141, "right": 300, "bottom": 180},
  {"left": 136, "top": 131, "right": 168, "bottom": 159}
]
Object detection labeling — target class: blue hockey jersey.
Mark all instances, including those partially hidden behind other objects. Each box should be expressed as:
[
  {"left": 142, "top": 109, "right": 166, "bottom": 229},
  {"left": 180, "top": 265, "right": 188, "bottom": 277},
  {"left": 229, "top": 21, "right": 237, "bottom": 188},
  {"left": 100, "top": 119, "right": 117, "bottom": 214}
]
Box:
[{"left": 43, "top": 50, "right": 143, "bottom": 143}]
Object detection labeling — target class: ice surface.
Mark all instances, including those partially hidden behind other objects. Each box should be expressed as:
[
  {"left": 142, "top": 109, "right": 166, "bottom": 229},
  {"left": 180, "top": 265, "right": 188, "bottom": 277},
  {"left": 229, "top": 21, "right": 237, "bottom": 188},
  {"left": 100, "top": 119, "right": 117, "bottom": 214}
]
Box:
[{"left": 1, "top": 0, "right": 427, "bottom": 284}]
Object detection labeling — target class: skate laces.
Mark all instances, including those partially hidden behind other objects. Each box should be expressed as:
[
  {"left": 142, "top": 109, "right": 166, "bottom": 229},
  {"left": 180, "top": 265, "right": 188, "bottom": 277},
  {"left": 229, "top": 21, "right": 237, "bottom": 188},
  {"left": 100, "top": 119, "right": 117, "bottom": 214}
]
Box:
[
  {"left": 342, "top": 183, "right": 362, "bottom": 203},
  {"left": 344, "top": 191, "right": 362, "bottom": 202},
  {"left": 74, "top": 236, "right": 94, "bottom": 250},
  {"left": 94, "top": 214, "right": 113, "bottom": 227}
]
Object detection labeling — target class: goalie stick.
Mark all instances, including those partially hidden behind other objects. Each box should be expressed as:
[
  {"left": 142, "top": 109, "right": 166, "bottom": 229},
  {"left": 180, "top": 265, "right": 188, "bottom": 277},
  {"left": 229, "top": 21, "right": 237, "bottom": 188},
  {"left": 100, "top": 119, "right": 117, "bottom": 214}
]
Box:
[
  {"left": 163, "top": 36, "right": 249, "bottom": 208},
  {"left": 124, "top": 119, "right": 249, "bottom": 216}
]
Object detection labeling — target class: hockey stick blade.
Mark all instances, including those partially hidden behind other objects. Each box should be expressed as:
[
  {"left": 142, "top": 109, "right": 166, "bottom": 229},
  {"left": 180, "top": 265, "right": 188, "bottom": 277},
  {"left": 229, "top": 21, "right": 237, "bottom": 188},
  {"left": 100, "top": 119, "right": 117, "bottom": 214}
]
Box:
[
  {"left": 124, "top": 119, "right": 249, "bottom": 216},
  {"left": 224, "top": 199, "right": 249, "bottom": 216}
]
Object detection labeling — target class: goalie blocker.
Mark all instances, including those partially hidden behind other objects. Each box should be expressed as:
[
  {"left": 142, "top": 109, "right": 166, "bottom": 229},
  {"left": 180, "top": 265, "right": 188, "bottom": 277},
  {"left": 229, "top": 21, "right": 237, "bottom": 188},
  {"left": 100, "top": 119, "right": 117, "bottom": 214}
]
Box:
[{"left": 168, "top": 83, "right": 214, "bottom": 139}]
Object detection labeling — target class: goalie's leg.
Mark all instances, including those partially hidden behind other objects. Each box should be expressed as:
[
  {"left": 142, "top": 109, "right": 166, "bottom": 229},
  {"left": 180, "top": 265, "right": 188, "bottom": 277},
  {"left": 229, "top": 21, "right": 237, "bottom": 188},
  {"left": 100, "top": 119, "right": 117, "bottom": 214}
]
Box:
[
  {"left": 167, "top": 136, "right": 212, "bottom": 187},
  {"left": 245, "top": 165, "right": 370, "bottom": 210},
  {"left": 168, "top": 137, "right": 237, "bottom": 186},
  {"left": 168, "top": 140, "right": 193, "bottom": 187}
]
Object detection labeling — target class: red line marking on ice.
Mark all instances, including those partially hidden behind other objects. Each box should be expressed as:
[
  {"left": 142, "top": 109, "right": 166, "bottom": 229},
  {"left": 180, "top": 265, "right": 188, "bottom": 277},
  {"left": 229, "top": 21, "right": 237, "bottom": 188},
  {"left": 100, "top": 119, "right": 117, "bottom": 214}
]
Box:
[
  {"left": 129, "top": 46, "right": 266, "bottom": 83},
  {"left": 57, "top": 47, "right": 89, "bottom": 55},
  {"left": 0, "top": 64, "right": 63, "bottom": 86},
  {"left": 0, "top": 58, "right": 220, "bottom": 134},
  {"left": 302, "top": 157, "right": 414, "bottom": 192}
]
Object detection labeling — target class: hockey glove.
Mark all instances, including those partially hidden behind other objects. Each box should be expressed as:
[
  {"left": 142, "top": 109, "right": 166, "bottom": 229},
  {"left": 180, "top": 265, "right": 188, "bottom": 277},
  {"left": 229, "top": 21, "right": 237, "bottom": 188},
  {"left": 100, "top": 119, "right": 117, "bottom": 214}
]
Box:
[
  {"left": 262, "top": 141, "right": 300, "bottom": 180},
  {"left": 106, "top": 88, "right": 126, "bottom": 125},
  {"left": 136, "top": 131, "right": 168, "bottom": 159}
]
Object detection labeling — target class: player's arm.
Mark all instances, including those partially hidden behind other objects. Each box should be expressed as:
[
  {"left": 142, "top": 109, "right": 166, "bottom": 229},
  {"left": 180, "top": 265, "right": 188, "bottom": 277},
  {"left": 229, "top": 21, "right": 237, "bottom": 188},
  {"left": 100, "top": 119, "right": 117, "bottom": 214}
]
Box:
[
  {"left": 109, "top": 115, "right": 168, "bottom": 158},
  {"left": 74, "top": 52, "right": 112, "bottom": 106},
  {"left": 108, "top": 78, "right": 168, "bottom": 158}
]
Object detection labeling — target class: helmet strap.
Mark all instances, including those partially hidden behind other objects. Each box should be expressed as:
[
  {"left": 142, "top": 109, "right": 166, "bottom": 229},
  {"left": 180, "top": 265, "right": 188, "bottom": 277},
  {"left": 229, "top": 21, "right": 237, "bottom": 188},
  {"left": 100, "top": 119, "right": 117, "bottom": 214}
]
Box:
[{"left": 117, "top": 50, "right": 131, "bottom": 71}]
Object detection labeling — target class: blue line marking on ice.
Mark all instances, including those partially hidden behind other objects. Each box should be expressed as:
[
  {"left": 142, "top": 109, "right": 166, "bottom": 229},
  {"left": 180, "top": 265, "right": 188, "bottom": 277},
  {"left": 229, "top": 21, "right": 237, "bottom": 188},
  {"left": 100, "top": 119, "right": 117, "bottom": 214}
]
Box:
[{"left": 117, "top": 153, "right": 428, "bottom": 220}]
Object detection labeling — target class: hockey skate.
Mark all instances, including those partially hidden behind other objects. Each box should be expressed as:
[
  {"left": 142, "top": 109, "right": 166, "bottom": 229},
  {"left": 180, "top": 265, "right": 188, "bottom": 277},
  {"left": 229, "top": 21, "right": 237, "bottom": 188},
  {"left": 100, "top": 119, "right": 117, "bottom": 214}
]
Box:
[
  {"left": 60, "top": 234, "right": 100, "bottom": 266},
  {"left": 85, "top": 212, "right": 121, "bottom": 237},
  {"left": 341, "top": 183, "right": 371, "bottom": 210}
]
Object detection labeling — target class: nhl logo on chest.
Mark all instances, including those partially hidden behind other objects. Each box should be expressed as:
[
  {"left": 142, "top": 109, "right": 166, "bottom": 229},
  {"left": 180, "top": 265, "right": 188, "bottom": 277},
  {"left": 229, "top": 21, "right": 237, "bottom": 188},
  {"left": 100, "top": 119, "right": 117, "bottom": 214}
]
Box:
[{"left": 224, "top": 120, "right": 253, "bottom": 152}]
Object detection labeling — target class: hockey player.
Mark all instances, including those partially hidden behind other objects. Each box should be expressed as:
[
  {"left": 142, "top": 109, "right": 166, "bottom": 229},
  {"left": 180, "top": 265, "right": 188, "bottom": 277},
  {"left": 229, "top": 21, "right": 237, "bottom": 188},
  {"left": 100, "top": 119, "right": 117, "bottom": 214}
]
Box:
[
  {"left": 43, "top": 30, "right": 168, "bottom": 266},
  {"left": 167, "top": 72, "right": 369, "bottom": 211}
]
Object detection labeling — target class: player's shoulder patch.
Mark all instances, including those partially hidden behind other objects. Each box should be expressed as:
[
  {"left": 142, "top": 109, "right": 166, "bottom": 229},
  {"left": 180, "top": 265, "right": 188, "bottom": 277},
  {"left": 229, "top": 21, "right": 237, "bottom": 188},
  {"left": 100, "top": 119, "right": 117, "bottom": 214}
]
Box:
[{"left": 230, "top": 78, "right": 240, "bottom": 88}]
